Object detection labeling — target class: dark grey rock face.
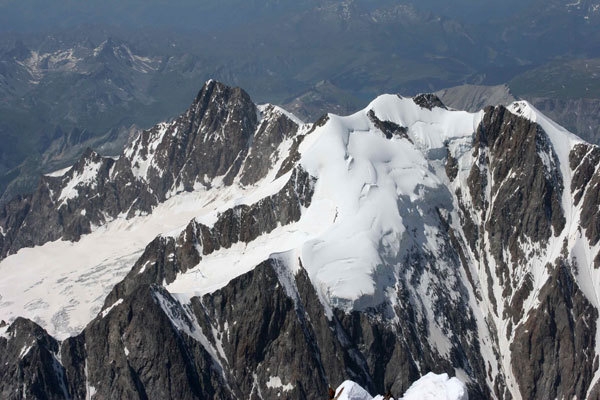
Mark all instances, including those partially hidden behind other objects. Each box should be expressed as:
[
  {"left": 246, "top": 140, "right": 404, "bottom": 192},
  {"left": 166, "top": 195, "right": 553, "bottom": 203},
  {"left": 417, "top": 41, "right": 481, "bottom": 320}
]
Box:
[
  {"left": 472, "top": 105, "right": 564, "bottom": 260},
  {"left": 511, "top": 261, "right": 598, "bottom": 400},
  {"left": 569, "top": 143, "right": 600, "bottom": 206},
  {"left": 239, "top": 105, "right": 299, "bottom": 186},
  {"left": 412, "top": 93, "right": 447, "bottom": 110},
  {"left": 1, "top": 148, "right": 157, "bottom": 255},
  {"left": 465, "top": 106, "right": 565, "bottom": 321},
  {"left": 0, "top": 194, "right": 31, "bottom": 256},
  {"left": 367, "top": 110, "right": 409, "bottom": 141},
  {"left": 445, "top": 148, "right": 458, "bottom": 181},
  {"left": 570, "top": 143, "right": 600, "bottom": 269},
  {"left": 457, "top": 104, "right": 599, "bottom": 399},
  {"left": 0, "top": 318, "right": 69, "bottom": 400},
  {"left": 0, "top": 258, "right": 488, "bottom": 399},
  {"left": 80, "top": 284, "right": 230, "bottom": 400},
  {"left": 192, "top": 261, "right": 333, "bottom": 399},
  {"left": 133, "top": 80, "right": 259, "bottom": 194}
]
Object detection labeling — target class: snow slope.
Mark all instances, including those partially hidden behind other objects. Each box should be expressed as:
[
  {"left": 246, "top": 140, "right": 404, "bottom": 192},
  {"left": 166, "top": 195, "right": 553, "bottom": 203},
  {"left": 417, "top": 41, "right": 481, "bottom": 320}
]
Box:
[
  {"left": 298, "top": 95, "right": 482, "bottom": 308},
  {"left": 334, "top": 373, "right": 467, "bottom": 400},
  {"left": 0, "top": 98, "right": 299, "bottom": 339}
]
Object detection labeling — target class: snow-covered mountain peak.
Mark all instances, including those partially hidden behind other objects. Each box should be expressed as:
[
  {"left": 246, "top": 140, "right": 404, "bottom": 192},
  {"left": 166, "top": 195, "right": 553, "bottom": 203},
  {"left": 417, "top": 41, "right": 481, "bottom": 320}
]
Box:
[
  {"left": 258, "top": 102, "right": 305, "bottom": 125},
  {"left": 3, "top": 81, "right": 600, "bottom": 399},
  {"left": 1, "top": 85, "right": 582, "bottom": 326},
  {"left": 506, "top": 99, "right": 586, "bottom": 210},
  {"left": 292, "top": 94, "right": 482, "bottom": 311}
]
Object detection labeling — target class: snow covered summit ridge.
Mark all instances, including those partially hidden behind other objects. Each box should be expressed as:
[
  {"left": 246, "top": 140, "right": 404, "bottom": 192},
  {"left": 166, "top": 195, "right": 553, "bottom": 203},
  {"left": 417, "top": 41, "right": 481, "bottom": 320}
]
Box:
[{"left": 292, "top": 93, "right": 482, "bottom": 310}]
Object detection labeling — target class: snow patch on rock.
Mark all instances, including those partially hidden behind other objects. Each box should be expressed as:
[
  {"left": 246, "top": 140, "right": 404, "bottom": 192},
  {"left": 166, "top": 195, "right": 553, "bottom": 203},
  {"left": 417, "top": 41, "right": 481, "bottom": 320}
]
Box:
[
  {"left": 266, "top": 376, "right": 294, "bottom": 392},
  {"left": 101, "top": 298, "right": 123, "bottom": 318}
]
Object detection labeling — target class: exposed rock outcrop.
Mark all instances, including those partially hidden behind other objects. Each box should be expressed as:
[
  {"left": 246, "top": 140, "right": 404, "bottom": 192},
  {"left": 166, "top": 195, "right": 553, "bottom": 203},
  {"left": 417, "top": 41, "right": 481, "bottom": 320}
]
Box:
[{"left": 511, "top": 262, "right": 598, "bottom": 400}]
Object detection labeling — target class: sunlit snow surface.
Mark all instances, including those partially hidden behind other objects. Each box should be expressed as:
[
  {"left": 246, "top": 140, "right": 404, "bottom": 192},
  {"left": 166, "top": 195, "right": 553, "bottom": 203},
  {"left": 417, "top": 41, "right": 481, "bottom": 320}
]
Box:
[
  {"left": 298, "top": 95, "right": 482, "bottom": 306},
  {"left": 171, "top": 95, "right": 483, "bottom": 313},
  {"left": 0, "top": 190, "right": 217, "bottom": 339},
  {"left": 0, "top": 172, "right": 291, "bottom": 339},
  {"left": 334, "top": 373, "right": 467, "bottom": 400}
]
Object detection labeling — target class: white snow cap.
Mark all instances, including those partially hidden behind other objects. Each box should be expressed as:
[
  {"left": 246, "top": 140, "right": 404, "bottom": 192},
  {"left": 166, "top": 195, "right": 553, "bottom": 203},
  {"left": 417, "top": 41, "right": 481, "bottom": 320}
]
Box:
[
  {"left": 334, "top": 380, "right": 373, "bottom": 400},
  {"left": 334, "top": 373, "right": 467, "bottom": 400}
]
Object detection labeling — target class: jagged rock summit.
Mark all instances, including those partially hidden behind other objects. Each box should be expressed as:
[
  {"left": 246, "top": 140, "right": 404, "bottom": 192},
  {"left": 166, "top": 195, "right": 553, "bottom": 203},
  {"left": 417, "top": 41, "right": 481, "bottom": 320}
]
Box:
[
  {"left": 1, "top": 80, "right": 600, "bottom": 399},
  {"left": 0, "top": 80, "right": 301, "bottom": 257}
]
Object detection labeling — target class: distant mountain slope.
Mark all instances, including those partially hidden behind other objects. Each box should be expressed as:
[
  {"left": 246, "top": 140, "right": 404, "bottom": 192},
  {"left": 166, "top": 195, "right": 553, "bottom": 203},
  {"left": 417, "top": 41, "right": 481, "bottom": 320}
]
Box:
[
  {"left": 282, "top": 80, "right": 366, "bottom": 123},
  {"left": 435, "top": 84, "right": 516, "bottom": 112},
  {"left": 0, "top": 36, "right": 192, "bottom": 204}
]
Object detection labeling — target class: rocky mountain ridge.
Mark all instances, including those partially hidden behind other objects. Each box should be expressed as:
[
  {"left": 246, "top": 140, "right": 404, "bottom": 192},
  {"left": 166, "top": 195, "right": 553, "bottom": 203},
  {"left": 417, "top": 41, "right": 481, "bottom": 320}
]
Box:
[
  {"left": 0, "top": 80, "right": 300, "bottom": 258},
  {"left": 436, "top": 83, "right": 600, "bottom": 146},
  {"left": 1, "top": 81, "right": 600, "bottom": 399}
]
